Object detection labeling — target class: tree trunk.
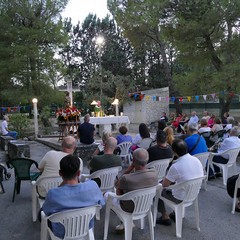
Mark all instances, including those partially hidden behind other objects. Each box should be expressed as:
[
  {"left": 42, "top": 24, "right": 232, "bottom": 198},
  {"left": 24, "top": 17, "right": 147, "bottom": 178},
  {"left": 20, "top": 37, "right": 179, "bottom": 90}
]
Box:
[{"left": 220, "top": 95, "right": 233, "bottom": 119}]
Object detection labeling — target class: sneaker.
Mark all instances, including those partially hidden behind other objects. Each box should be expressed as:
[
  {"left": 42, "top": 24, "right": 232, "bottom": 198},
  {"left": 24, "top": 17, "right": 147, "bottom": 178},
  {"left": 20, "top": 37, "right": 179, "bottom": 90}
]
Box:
[
  {"left": 156, "top": 217, "right": 172, "bottom": 226},
  {"left": 115, "top": 223, "right": 135, "bottom": 234}
]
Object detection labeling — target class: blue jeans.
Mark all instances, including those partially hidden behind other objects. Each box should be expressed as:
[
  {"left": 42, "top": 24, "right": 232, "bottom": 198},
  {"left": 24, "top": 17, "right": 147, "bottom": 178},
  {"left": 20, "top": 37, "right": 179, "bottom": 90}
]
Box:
[{"left": 6, "top": 131, "right": 18, "bottom": 139}]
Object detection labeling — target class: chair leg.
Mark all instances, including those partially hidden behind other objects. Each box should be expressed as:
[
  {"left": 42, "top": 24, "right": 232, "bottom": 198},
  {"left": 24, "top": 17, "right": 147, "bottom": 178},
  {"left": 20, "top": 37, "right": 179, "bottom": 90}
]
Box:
[
  {"left": 194, "top": 199, "right": 200, "bottom": 231},
  {"left": 89, "top": 228, "right": 95, "bottom": 240},
  {"left": 175, "top": 206, "right": 183, "bottom": 238},
  {"left": 0, "top": 182, "right": 5, "bottom": 193},
  {"left": 140, "top": 218, "right": 144, "bottom": 230},
  {"left": 123, "top": 218, "right": 133, "bottom": 240},
  {"left": 32, "top": 186, "right": 38, "bottom": 222},
  {"left": 222, "top": 167, "right": 228, "bottom": 186},
  {"left": 12, "top": 180, "right": 17, "bottom": 202},
  {"left": 16, "top": 179, "right": 21, "bottom": 194},
  {"left": 147, "top": 211, "right": 154, "bottom": 240},
  {"left": 103, "top": 205, "right": 111, "bottom": 240},
  {"left": 232, "top": 185, "right": 238, "bottom": 214}
]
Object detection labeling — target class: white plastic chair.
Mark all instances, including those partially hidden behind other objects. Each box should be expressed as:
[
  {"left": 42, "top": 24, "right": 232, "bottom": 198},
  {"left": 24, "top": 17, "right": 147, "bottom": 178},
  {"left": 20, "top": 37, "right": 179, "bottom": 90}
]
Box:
[
  {"left": 41, "top": 205, "right": 100, "bottom": 240},
  {"left": 194, "top": 152, "right": 210, "bottom": 190},
  {"left": 232, "top": 174, "right": 240, "bottom": 214},
  {"left": 146, "top": 158, "right": 172, "bottom": 182},
  {"left": 208, "top": 147, "right": 240, "bottom": 185},
  {"left": 104, "top": 186, "right": 157, "bottom": 240},
  {"left": 153, "top": 177, "right": 204, "bottom": 238},
  {"left": 81, "top": 166, "right": 122, "bottom": 193},
  {"left": 32, "top": 176, "right": 62, "bottom": 222},
  {"left": 138, "top": 137, "right": 153, "bottom": 150},
  {"left": 117, "top": 142, "right": 133, "bottom": 166}
]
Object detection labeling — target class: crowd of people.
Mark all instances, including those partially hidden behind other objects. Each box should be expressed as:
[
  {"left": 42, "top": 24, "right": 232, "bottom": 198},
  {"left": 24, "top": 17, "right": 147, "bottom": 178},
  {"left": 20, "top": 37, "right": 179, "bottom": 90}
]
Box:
[{"left": 9, "top": 109, "right": 239, "bottom": 238}]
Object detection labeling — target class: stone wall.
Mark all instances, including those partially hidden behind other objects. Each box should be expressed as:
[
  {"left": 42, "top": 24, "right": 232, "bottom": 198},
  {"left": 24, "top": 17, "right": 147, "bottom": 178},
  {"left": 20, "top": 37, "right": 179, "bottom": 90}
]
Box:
[{"left": 123, "top": 87, "right": 169, "bottom": 124}]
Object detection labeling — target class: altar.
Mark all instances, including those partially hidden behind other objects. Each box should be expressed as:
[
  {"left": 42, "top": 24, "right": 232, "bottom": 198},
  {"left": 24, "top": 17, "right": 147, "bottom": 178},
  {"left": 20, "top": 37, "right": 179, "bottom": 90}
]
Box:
[{"left": 81, "top": 116, "right": 130, "bottom": 136}]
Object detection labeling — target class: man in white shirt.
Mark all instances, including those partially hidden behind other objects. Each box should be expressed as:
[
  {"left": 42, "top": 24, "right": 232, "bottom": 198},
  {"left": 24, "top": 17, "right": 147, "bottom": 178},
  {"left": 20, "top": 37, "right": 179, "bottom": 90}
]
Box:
[
  {"left": 211, "top": 126, "right": 240, "bottom": 176},
  {"left": 1, "top": 115, "right": 18, "bottom": 139},
  {"left": 156, "top": 139, "right": 203, "bottom": 226},
  {"left": 188, "top": 111, "right": 199, "bottom": 126},
  {"left": 37, "top": 136, "right": 83, "bottom": 197}
]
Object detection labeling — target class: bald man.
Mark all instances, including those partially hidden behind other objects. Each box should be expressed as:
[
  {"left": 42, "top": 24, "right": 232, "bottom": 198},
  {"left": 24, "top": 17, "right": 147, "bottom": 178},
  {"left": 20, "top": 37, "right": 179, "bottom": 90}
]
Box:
[{"left": 89, "top": 137, "right": 121, "bottom": 173}]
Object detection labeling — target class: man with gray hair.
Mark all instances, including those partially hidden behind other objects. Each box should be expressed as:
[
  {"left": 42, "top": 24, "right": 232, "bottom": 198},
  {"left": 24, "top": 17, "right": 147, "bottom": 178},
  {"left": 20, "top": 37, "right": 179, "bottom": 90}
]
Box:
[
  {"left": 77, "top": 114, "right": 95, "bottom": 144},
  {"left": 114, "top": 148, "right": 158, "bottom": 232},
  {"left": 188, "top": 111, "right": 199, "bottom": 125},
  {"left": 1, "top": 115, "right": 18, "bottom": 139},
  {"left": 185, "top": 123, "right": 208, "bottom": 155},
  {"left": 211, "top": 126, "right": 240, "bottom": 176}
]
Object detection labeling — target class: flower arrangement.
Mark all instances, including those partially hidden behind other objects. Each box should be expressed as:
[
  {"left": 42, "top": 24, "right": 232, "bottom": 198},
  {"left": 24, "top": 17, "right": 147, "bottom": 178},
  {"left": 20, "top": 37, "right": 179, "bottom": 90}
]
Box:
[{"left": 56, "top": 107, "right": 81, "bottom": 122}]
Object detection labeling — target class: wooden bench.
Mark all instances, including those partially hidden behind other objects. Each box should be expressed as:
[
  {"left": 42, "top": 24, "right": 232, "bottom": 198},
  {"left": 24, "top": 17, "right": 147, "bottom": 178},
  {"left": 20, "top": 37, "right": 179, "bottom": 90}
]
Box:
[
  {"left": 8, "top": 140, "right": 30, "bottom": 160},
  {"left": 0, "top": 136, "right": 14, "bottom": 151}
]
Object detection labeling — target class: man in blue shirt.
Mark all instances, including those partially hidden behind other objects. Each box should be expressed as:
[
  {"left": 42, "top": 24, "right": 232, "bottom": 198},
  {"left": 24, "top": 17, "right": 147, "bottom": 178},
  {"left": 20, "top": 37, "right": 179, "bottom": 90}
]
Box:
[
  {"left": 78, "top": 114, "right": 95, "bottom": 144},
  {"left": 42, "top": 154, "right": 105, "bottom": 239}
]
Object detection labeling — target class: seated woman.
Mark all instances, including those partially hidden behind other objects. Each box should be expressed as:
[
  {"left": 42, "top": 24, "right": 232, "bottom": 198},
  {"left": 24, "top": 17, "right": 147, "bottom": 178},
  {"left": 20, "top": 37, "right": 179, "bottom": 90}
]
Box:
[
  {"left": 210, "top": 117, "right": 223, "bottom": 143},
  {"left": 172, "top": 113, "right": 183, "bottom": 130},
  {"left": 116, "top": 126, "right": 132, "bottom": 144},
  {"left": 208, "top": 114, "right": 215, "bottom": 128},
  {"left": 163, "top": 126, "right": 175, "bottom": 145},
  {"left": 178, "top": 113, "right": 189, "bottom": 133},
  {"left": 198, "top": 119, "right": 211, "bottom": 134},
  {"left": 132, "top": 123, "right": 152, "bottom": 150},
  {"left": 92, "top": 130, "right": 112, "bottom": 157}
]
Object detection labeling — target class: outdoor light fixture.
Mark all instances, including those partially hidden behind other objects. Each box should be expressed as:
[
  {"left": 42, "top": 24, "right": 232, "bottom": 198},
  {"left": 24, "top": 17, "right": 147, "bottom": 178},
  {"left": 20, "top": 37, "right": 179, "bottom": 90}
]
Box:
[
  {"left": 111, "top": 99, "right": 119, "bottom": 105},
  {"left": 32, "top": 98, "right": 38, "bottom": 138},
  {"left": 91, "top": 100, "right": 98, "bottom": 105}
]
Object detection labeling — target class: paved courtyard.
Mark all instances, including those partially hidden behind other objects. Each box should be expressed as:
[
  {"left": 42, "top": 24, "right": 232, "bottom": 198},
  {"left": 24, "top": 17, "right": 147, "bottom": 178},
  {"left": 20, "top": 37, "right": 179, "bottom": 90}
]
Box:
[{"left": 0, "top": 125, "right": 239, "bottom": 240}]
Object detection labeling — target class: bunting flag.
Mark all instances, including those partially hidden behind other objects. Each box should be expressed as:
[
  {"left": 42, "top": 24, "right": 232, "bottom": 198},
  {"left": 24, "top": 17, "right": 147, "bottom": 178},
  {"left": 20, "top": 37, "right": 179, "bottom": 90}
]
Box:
[
  {"left": 128, "top": 90, "right": 240, "bottom": 103},
  {"left": 0, "top": 105, "right": 30, "bottom": 112},
  {"left": 211, "top": 93, "right": 216, "bottom": 99}
]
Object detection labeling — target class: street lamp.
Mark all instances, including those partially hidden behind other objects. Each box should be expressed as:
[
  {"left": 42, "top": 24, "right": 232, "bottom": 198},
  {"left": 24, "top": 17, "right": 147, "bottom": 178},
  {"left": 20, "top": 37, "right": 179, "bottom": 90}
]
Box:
[
  {"left": 95, "top": 35, "right": 105, "bottom": 100},
  {"left": 111, "top": 98, "right": 119, "bottom": 117},
  {"left": 32, "top": 98, "right": 38, "bottom": 138}
]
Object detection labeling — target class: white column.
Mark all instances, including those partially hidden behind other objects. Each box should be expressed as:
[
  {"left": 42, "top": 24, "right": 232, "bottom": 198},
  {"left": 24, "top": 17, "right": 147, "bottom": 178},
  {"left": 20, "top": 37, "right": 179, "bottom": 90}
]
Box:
[
  {"left": 67, "top": 79, "right": 73, "bottom": 107},
  {"left": 32, "top": 98, "right": 38, "bottom": 138}
]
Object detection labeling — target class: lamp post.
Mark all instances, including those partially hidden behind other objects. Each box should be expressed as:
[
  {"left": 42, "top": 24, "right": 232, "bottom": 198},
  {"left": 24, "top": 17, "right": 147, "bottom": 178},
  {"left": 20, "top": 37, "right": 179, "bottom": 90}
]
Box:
[
  {"left": 95, "top": 35, "right": 105, "bottom": 101},
  {"left": 32, "top": 98, "right": 38, "bottom": 138},
  {"left": 112, "top": 98, "right": 119, "bottom": 117}
]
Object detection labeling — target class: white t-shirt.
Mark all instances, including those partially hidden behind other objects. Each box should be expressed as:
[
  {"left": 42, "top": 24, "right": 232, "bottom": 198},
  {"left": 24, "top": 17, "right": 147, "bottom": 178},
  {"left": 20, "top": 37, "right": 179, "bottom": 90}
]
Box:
[
  {"left": 38, "top": 150, "right": 83, "bottom": 179},
  {"left": 1, "top": 120, "right": 8, "bottom": 135},
  {"left": 166, "top": 153, "right": 204, "bottom": 200}
]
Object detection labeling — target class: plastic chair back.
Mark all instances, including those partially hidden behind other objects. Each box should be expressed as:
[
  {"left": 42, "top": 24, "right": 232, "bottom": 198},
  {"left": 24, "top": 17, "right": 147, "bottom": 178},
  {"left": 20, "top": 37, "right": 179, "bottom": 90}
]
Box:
[
  {"left": 7, "top": 158, "right": 38, "bottom": 202},
  {"left": 8, "top": 158, "right": 38, "bottom": 180},
  {"left": 118, "top": 142, "right": 132, "bottom": 156},
  {"left": 138, "top": 138, "right": 153, "bottom": 149},
  {"left": 225, "top": 148, "right": 240, "bottom": 165},
  {"left": 118, "top": 186, "right": 157, "bottom": 216},
  {"left": 146, "top": 158, "right": 172, "bottom": 181},
  {"left": 32, "top": 176, "right": 63, "bottom": 222},
  {"left": 83, "top": 166, "right": 122, "bottom": 193},
  {"left": 42, "top": 205, "right": 99, "bottom": 240}
]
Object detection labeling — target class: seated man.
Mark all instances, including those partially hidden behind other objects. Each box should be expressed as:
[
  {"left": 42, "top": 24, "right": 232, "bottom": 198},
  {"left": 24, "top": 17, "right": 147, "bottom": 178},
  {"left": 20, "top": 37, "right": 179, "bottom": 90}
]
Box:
[
  {"left": 89, "top": 137, "right": 121, "bottom": 174},
  {"left": 147, "top": 130, "right": 173, "bottom": 163},
  {"left": 42, "top": 155, "right": 105, "bottom": 239},
  {"left": 114, "top": 148, "right": 158, "bottom": 232},
  {"left": 185, "top": 123, "right": 208, "bottom": 155},
  {"left": 37, "top": 136, "right": 83, "bottom": 197},
  {"left": 78, "top": 114, "right": 95, "bottom": 144},
  {"left": 188, "top": 111, "right": 199, "bottom": 125},
  {"left": 211, "top": 126, "right": 240, "bottom": 176},
  {"left": 156, "top": 139, "right": 203, "bottom": 226},
  {"left": 1, "top": 115, "right": 18, "bottom": 139}
]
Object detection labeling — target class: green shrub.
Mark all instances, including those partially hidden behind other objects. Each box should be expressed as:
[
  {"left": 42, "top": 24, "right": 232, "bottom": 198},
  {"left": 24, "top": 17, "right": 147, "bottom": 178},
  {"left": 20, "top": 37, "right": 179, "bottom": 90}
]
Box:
[
  {"left": 8, "top": 113, "right": 31, "bottom": 138},
  {"left": 40, "top": 106, "right": 52, "bottom": 127}
]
